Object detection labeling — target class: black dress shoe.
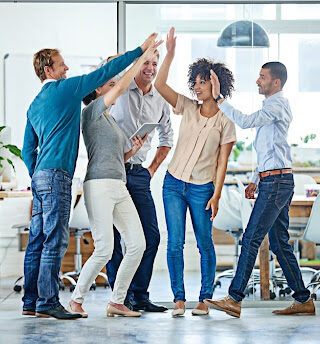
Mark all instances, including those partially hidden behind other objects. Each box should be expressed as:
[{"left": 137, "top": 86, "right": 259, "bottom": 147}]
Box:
[
  {"left": 36, "top": 305, "right": 82, "bottom": 319},
  {"left": 124, "top": 299, "right": 134, "bottom": 311},
  {"left": 133, "top": 299, "right": 168, "bottom": 312}
]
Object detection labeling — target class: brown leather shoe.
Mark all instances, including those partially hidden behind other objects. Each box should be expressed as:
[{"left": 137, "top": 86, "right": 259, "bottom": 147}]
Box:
[
  {"left": 272, "top": 299, "right": 315, "bottom": 316},
  {"left": 22, "top": 309, "right": 36, "bottom": 316},
  {"left": 204, "top": 296, "right": 241, "bottom": 318}
]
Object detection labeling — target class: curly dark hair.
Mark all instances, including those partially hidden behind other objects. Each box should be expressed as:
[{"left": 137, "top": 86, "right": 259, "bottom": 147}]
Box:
[{"left": 187, "top": 58, "right": 234, "bottom": 99}]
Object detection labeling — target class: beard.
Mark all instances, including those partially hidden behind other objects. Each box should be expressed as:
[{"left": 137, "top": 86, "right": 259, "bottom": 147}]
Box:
[{"left": 258, "top": 81, "right": 273, "bottom": 95}]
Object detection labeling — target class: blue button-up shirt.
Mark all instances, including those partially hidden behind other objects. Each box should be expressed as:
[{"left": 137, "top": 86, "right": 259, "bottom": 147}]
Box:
[
  {"left": 219, "top": 91, "right": 292, "bottom": 184},
  {"left": 110, "top": 79, "right": 173, "bottom": 164}
]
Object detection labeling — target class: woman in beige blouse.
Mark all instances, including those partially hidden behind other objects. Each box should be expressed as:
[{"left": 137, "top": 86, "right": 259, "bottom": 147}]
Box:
[{"left": 155, "top": 27, "right": 236, "bottom": 317}]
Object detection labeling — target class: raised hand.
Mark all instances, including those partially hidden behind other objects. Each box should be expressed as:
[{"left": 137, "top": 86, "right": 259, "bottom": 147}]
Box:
[
  {"left": 210, "top": 69, "right": 221, "bottom": 99},
  {"left": 141, "top": 33, "right": 158, "bottom": 52},
  {"left": 142, "top": 40, "right": 164, "bottom": 61},
  {"left": 166, "top": 27, "right": 176, "bottom": 56}
]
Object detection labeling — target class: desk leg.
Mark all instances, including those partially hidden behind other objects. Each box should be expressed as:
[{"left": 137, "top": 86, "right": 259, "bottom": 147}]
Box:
[{"left": 259, "top": 235, "right": 270, "bottom": 300}]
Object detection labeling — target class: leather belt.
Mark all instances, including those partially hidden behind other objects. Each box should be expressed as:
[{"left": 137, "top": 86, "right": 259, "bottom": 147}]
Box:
[
  {"left": 125, "top": 163, "right": 142, "bottom": 170},
  {"left": 258, "top": 168, "right": 292, "bottom": 179}
]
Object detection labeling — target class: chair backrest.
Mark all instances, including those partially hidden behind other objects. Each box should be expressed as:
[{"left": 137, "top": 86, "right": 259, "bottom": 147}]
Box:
[
  {"left": 302, "top": 194, "right": 320, "bottom": 244},
  {"left": 234, "top": 177, "right": 253, "bottom": 230},
  {"left": 293, "top": 174, "right": 316, "bottom": 195},
  {"left": 212, "top": 185, "right": 242, "bottom": 230},
  {"left": 69, "top": 192, "right": 90, "bottom": 229}
]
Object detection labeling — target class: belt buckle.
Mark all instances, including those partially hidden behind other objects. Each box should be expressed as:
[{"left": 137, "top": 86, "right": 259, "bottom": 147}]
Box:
[{"left": 130, "top": 163, "right": 134, "bottom": 170}]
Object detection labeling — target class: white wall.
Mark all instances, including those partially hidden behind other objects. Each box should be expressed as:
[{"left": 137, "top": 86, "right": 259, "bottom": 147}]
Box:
[
  {"left": 0, "top": 2, "right": 118, "bottom": 125},
  {"left": 0, "top": 2, "right": 118, "bottom": 278}
]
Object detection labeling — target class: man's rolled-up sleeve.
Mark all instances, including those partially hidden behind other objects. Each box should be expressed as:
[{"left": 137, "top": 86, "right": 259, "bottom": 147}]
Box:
[{"left": 157, "top": 102, "right": 174, "bottom": 148}]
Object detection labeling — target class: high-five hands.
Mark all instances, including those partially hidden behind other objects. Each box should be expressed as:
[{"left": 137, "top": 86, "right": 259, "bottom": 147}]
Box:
[
  {"left": 166, "top": 27, "right": 177, "bottom": 56},
  {"left": 142, "top": 39, "right": 163, "bottom": 61},
  {"left": 141, "top": 33, "right": 159, "bottom": 52},
  {"left": 131, "top": 133, "right": 148, "bottom": 155},
  {"left": 210, "top": 69, "right": 221, "bottom": 100}
]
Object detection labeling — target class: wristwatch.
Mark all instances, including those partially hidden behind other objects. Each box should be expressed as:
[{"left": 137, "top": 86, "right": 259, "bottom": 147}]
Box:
[{"left": 214, "top": 94, "right": 224, "bottom": 103}]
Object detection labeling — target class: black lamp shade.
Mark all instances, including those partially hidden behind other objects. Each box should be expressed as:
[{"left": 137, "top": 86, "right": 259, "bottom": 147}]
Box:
[{"left": 217, "top": 20, "right": 270, "bottom": 48}]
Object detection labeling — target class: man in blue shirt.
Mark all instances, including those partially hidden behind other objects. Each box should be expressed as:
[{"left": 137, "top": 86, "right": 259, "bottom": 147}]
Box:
[
  {"left": 21, "top": 35, "right": 156, "bottom": 319},
  {"left": 205, "top": 62, "right": 314, "bottom": 317}
]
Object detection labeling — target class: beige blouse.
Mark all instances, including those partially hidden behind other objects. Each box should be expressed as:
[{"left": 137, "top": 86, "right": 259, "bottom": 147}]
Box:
[{"left": 168, "top": 94, "right": 236, "bottom": 185}]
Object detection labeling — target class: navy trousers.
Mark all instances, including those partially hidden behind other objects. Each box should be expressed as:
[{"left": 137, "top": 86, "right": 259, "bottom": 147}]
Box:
[
  {"left": 106, "top": 165, "right": 160, "bottom": 301},
  {"left": 229, "top": 173, "right": 310, "bottom": 303}
]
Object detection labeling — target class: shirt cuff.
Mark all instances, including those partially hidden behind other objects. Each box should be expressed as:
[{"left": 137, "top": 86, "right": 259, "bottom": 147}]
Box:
[
  {"left": 158, "top": 140, "right": 173, "bottom": 148},
  {"left": 220, "top": 135, "right": 237, "bottom": 145},
  {"left": 251, "top": 171, "right": 259, "bottom": 185},
  {"left": 218, "top": 100, "right": 232, "bottom": 114}
]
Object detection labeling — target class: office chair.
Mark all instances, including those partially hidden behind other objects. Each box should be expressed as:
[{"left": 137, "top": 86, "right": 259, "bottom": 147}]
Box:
[
  {"left": 212, "top": 178, "right": 261, "bottom": 293},
  {"left": 303, "top": 194, "right": 320, "bottom": 300},
  {"left": 59, "top": 193, "right": 109, "bottom": 291},
  {"left": 288, "top": 174, "right": 318, "bottom": 275}
]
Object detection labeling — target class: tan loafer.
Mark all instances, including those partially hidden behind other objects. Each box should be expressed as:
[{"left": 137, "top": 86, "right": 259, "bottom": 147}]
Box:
[
  {"left": 67, "top": 302, "right": 88, "bottom": 318},
  {"left": 22, "top": 309, "right": 36, "bottom": 316},
  {"left": 204, "top": 296, "right": 241, "bottom": 318},
  {"left": 106, "top": 304, "right": 142, "bottom": 317},
  {"left": 272, "top": 299, "right": 315, "bottom": 316}
]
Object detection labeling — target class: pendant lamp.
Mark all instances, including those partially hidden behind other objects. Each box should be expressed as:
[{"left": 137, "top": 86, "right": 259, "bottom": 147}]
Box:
[{"left": 217, "top": 20, "right": 270, "bottom": 48}]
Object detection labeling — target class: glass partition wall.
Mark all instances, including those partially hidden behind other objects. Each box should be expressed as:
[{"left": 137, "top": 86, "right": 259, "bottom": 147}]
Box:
[
  {"left": 126, "top": 2, "right": 320, "bottom": 174},
  {"left": 124, "top": 2, "right": 320, "bottom": 285}
]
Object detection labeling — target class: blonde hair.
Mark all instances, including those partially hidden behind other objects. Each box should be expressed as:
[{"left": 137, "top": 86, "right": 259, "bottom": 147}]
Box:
[{"left": 33, "top": 48, "right": 60, "bottom": 82}]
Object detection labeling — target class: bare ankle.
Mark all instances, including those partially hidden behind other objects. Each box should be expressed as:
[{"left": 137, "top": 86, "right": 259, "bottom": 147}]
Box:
[{"left": 174, "top": 301, "right": 185, "bottom": 309}]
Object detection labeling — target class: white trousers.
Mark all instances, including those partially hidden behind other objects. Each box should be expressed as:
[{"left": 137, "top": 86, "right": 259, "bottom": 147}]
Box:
[{"left": 71, "top": 178, "right": 145, "bottom": 304}]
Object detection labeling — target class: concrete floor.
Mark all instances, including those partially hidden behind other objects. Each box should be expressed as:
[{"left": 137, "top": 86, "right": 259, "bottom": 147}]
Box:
[{"left": 0, "top": 272, "right": 319, "bottom": 344}]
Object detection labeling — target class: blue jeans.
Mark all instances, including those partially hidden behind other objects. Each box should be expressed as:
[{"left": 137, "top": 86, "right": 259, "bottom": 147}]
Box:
[
  {"left": 23, "top": 169, "right": 72, "bottom": 311},
  {"left": 106, "top": 165, "right": 160, "bottom": 301},
  {"left": 163, "top": 171, "right": 216, "bottom": 302},
  {"left": 229, "top": 173, "right": 310, "bottom": 303}
]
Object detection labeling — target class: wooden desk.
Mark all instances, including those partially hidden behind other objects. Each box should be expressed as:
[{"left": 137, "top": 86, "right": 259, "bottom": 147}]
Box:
[
  {"left": 0, "top": 190, "right": 32, "bottom": 200},
  {"left": 259, "top": 196, "right": 315, "bottom": 300}
]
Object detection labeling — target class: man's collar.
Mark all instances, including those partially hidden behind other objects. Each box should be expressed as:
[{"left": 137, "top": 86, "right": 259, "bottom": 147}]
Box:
[
  {"left": 129, "top": 79, "right": 154, "bottom": 96},
  {"left": 42, "top": 79, "right": 57, "bottom": 86},
  {"left": 129, "top": 79, "right": 139, "bottom": 90},
  {"left": 263, "top": 90, "right": 283, "bottom": 103}
]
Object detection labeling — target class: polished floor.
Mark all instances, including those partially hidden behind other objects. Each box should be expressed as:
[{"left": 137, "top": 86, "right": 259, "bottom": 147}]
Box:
[{"left": 0, "top": 272, "right": 319, "bottom": 344}]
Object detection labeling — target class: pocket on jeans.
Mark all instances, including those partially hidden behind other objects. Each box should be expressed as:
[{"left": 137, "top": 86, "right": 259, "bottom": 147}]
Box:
[
  {"left": 143, "top": 167, "right": 152, "bottom": 179},
  {"left": 275, "top": 183, "right": 293, "bottom": 210},
  {"left": 31, "top": 203, "right": 42, "bottom": 217},
  {"left": 37, "top": 186, "right": 52, "bottom": 211}
]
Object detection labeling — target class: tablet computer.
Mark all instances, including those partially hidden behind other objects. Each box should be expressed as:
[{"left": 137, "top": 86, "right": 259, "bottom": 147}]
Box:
[{"left": 129, "top": 123, "right": 159, "bottom": 140}]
